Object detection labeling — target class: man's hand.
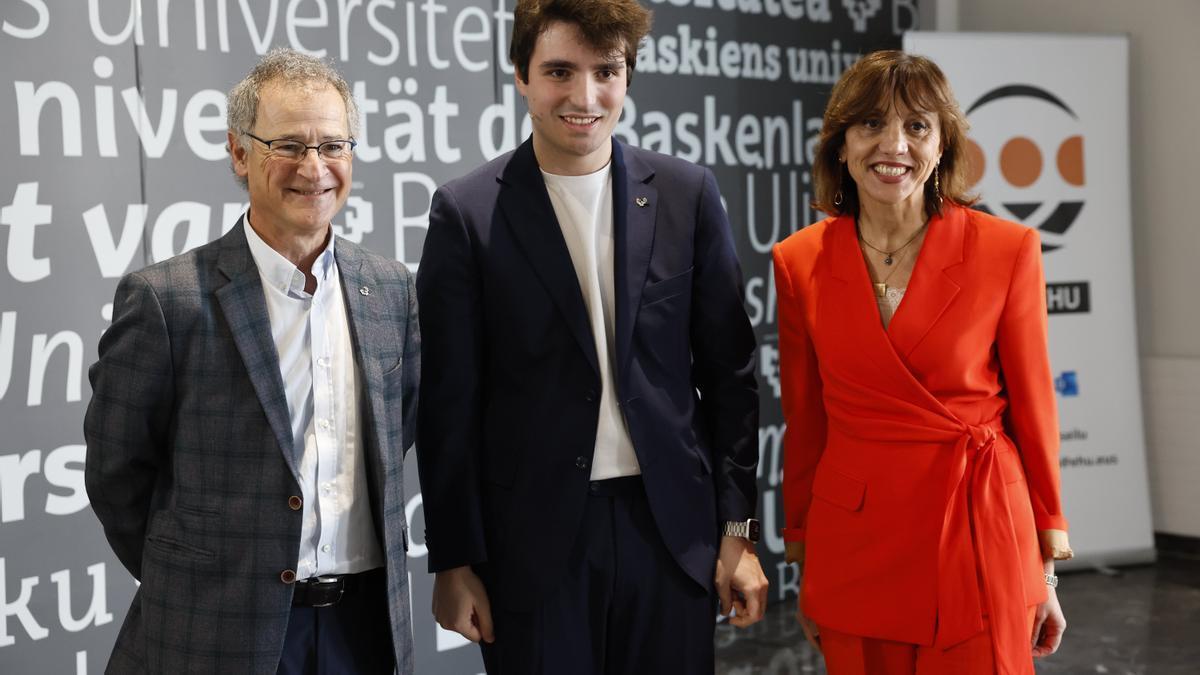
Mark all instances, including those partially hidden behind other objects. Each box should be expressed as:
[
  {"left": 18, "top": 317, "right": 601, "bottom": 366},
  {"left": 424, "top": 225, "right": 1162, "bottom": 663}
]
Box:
[
  {"left": 1031, "top": 586, "right": 1065, "bottom": 658},
  {"left": 714, "top": 536, "right": 769, "bottom": 627},
  {"left": 432, "top": 566, "right": 495, "bottom": 643}
]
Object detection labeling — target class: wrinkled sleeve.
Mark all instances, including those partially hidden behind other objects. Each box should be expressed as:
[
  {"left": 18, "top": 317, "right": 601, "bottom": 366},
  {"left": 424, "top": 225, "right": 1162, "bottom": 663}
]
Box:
[
  {"left": 773, "top": 243, "right": 828, "bottom": 548},
  {"left": 689, "top": 168, "right": 761, "bottom": 523},
  {"left": 415, "top": 185, "right": 488, "bottom": 572},
  {"left": 996, "top": 228, "right": 1071, "bottom": 558},
  {"left": 84, "top": 272, "right": 174, "bottom": 580}
]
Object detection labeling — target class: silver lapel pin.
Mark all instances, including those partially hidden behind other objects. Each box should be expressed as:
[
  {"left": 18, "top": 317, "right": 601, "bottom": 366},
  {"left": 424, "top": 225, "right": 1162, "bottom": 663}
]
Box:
[
  {"left": 359, "top": 286, "right": 371, "bottom": 296},
  {"left": 636, "top": 196, "right": 649, "bottom": 207}
]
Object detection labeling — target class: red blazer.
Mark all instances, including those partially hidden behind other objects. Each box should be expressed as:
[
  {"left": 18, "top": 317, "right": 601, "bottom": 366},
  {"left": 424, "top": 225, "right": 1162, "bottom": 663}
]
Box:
[{"left": 772, "top": 204, "right": 1068, "bottom": 671}]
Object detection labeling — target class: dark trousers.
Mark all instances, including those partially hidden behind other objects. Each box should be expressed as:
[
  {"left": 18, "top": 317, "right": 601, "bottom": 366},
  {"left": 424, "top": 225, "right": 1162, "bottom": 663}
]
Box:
[
  {"left": 277, "top": 568, "right": 395, "bottom": 675},
  {"left": 481, "top": 477, "right": 717, "bottom": 674}
]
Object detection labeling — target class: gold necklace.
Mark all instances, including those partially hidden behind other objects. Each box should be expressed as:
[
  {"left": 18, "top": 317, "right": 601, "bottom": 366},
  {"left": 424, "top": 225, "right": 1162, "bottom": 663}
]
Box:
[
  {"left": 858, "top": 220, "right": 928, "bottom": 266},
  {"left": 869, "top": 250, "right": 905, "bottom": 298},
  {"left": 858, "top": 220, "right": 929, "bottom": 298}
]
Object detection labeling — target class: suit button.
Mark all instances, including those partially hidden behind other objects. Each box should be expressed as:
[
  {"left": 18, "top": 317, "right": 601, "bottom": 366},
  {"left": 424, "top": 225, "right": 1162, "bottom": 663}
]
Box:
[
  {"left": 585, "top": 390, "right": 597, "bottom": 402},
  {"left": 575, "top": 456, "right": 589, "bottom": 470},
  {"left": 280, "top": 569, "right": 297, "bottom": 584},
  {"left": 288, "top": 496, "right": 302, "bottom": 511}
]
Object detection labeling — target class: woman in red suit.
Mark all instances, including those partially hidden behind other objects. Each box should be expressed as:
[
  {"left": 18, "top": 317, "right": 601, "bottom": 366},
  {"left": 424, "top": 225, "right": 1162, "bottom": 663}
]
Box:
[{"left": 773, "top": 51, "right": 1073, "bottom": 674}]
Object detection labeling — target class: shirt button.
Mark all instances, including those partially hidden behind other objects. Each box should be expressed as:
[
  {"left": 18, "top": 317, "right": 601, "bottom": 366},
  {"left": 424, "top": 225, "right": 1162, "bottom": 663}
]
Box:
[
  {"left": 317, "top": 357, "right": 330, "bottom": 368},
  {"left": 318, "top": 419, "right": 332, "bottom": 431},
  {"left": 575, "top": 456, "right": 588, "bottom": 470},
  {"left": 288, "top": 496, "right": 302, "bottom": 511},
  {"left": 321, "top": 544, "right": 331, "bottom": 553},
  {"left": 280, "top": 569, "right": 297, "bottom": 584}
]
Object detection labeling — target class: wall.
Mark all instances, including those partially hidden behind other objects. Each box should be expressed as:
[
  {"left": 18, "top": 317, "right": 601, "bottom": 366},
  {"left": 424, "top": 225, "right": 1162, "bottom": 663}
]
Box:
[{"left": 943, "top": 0, "right": 1200, "bottom": 538}]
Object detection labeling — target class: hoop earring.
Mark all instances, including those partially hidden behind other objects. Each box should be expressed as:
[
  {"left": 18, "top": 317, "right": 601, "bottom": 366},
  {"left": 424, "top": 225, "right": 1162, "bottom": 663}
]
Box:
[{"left": 834, "top": 189, "right": 844, "bottom": 206}]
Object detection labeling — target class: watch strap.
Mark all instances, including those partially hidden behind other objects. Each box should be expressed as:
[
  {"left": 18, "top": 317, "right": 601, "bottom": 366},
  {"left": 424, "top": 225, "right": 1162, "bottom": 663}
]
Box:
[{"left": 722, "top": 518, "right": 761, "bottom": 543}]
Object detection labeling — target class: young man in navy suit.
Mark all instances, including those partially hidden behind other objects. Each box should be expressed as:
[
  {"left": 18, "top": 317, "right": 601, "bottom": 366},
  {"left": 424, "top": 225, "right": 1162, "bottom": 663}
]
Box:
[{"left": 416, "top": 1, "right": 767, "bottom": 672}]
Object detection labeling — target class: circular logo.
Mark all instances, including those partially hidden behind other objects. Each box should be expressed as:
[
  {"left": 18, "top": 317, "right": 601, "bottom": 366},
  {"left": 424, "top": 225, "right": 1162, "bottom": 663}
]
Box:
[{"left": 964, "top": 85, "right": 1085, "bottom": 252}]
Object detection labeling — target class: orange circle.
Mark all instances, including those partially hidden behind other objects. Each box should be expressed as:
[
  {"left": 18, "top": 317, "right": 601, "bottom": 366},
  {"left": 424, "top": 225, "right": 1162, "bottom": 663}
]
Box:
[
  {"left": 964, "top": 138, "right": 986, "bottom": 187},
  {"left": 1057, "top": 135, "right": 1085, "bottom": 186},
  {"left": 999, "top": 137, "right": 1042, "bottom": 188}
]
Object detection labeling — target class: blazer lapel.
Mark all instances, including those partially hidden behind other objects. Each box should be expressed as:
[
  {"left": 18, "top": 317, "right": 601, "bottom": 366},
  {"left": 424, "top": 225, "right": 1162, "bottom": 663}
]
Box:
[
  {"left": 612, "top": 141, "right": 657, "bottom": 386},
  {"left": 213, "top": 217, "right": 300, "bottom": 481},
  {"left": 825, "top": 216, "right": 948, "bottom": 411},
  {"left": 497, "top": 139, "right": 600, "bottom": 376},
  {"left": 886, "top": 207, "right": 964, "bottom": 359},
  {"left": 827, "top": 215, "right": 898, "bottom": 369},
  {"left": 336, "top": 244, "right": 389, "bottom": 501}
]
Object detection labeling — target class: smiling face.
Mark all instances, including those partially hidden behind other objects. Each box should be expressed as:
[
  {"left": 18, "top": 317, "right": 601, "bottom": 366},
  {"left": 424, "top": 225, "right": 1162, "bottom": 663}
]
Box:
[
  {"left": 841, "top": 102, "right": 943, "bottom": 217},
  {"left": 515, "top": 20, "right": 627, "bottom": 175},
  {"left": 229, "top": 81, "right": 352, "bottom": 243}
]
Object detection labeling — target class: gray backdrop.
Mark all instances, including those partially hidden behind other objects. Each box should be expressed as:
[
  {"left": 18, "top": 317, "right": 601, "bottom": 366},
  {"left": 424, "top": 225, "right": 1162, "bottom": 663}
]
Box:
[{"left": 0, "top": 1, "right": 907, "bottom": 672}]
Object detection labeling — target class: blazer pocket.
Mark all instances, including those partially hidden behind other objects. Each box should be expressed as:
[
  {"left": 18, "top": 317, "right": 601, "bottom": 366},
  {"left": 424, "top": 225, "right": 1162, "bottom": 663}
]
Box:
[
  {"left": 640, "top": 267, "right": 694, "bottom": 308},
  {"left": 812, "top": 467, "right": 866, "bottom": 512},
  {"left": 147, "top": 534, "right": 216, "bottom": 563},
  {"left": 381, "top": 356, "right": 404, "bottom": 378},
  {"left": 145, "top": 512, "right": 216, "bottom": 563},
  {"left": 174, "top": 503, "right": 220, "bottom": 519}
]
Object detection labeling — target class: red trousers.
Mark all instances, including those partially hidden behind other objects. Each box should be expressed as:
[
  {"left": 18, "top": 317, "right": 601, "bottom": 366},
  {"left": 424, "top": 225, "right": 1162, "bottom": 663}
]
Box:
[{"left": 819, "top": 607, "right": 1037, "bottom": 675}]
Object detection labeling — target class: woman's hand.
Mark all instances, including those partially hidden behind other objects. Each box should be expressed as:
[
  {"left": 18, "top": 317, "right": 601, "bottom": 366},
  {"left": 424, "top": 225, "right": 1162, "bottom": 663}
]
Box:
[
  {"left": 795, "top": 584, "right": 821, "bottom": 652},
  {"left": 785, "top": 541, "right": 820, "bottom": 651},
  {"left": 784, "top": 541, "right": 805, "bottom": 566},
  {"left": 782, "top": 538, "right": 820, "bottom": 648},
  {"left": 1031, "top": 586, "right": 1066, "bottom": 658}
]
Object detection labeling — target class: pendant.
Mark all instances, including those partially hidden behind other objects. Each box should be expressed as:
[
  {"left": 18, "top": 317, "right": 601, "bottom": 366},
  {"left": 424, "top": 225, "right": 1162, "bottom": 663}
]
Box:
[
  {"left": 884, "top": 255, "right": 893, "bottom": 265},
  {"left": 874, "top": 282, "right": 887, "bottom": 298}
]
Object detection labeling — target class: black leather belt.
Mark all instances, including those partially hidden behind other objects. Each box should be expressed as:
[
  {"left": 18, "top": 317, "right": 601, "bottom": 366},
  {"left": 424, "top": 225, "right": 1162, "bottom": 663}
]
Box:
[{"left": 291, "top": 569, "right": 380, "bottom": 608}]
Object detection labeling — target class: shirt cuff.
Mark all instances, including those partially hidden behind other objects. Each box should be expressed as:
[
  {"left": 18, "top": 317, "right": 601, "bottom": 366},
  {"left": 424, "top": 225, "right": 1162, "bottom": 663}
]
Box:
[{"left": 1039, "top": 529, "right": 1073, "bottom": 561}]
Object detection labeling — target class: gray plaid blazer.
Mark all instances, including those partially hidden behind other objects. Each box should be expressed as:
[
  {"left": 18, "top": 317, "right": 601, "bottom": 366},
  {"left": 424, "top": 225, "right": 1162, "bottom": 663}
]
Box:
[{"left": 84, "top": 218, "right": 418, "bottom": 674}]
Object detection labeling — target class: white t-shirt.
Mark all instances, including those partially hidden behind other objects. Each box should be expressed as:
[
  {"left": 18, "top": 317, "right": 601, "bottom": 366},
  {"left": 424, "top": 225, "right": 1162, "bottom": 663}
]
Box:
[{"left": 542, "top": 164, "right": 641, "bottom": 480}]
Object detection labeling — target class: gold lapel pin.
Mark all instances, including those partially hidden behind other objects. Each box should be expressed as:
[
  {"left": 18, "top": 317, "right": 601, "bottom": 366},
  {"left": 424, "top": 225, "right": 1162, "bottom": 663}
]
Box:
[
  {"left": 359, "top": 286, "right": 371, "bottom": 296},
  {"left": 636, "top": 196, "right": 649, "bottom": 207}
]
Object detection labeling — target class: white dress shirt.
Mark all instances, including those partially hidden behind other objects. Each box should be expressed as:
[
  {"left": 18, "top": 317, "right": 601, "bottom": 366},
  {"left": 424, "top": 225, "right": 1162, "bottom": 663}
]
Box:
[
  {"left": 542, "top": 166, "right": 641, "bottom": 480},
  {"left": 244, "top": 219, "right": 383, "bottom": 578}
]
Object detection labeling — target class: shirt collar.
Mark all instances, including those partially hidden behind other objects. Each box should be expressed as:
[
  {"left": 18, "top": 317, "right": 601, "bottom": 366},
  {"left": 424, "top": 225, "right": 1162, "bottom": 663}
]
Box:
[{"left": 243, "top": 215, "right": 337, "bottom": 298}]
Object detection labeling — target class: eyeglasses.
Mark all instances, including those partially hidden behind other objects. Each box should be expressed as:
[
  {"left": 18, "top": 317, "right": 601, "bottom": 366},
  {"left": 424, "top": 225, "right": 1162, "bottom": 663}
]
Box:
[{"left": 241, "top": 130, "right": 357, "bottom": 161}]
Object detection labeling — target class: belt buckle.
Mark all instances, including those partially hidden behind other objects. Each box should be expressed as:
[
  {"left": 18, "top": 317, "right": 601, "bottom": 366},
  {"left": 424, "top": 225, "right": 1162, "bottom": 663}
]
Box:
[{"left": 309, "top": 575, "right": 345, "bottom": 608}]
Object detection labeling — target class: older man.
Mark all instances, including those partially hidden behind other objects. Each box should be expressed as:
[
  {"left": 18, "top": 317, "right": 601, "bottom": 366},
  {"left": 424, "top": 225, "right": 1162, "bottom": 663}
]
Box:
[{"left": 84, "top": 48, "right": 417, "bottom": 674}]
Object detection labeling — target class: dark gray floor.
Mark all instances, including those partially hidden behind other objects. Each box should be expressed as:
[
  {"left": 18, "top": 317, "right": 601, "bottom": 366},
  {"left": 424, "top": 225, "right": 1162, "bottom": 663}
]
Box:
[{"left": 714, "top": 556, "right": 1200, "bottom": 674}]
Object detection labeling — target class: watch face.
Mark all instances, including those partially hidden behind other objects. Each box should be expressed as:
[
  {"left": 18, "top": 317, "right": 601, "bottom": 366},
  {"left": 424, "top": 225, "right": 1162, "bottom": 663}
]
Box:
[{"left": 748, "top": 519, "right": 761, "bottom": 542}]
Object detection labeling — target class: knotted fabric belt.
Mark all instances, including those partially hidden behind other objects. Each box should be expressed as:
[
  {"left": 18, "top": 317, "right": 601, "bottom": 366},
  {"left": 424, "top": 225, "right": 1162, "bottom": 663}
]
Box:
[
  {"left": 935, "top": 418, "right": 1031, "bottom": 675},
  {"left": 824, "top": 403, "right": 1033, "bottom": 675}
]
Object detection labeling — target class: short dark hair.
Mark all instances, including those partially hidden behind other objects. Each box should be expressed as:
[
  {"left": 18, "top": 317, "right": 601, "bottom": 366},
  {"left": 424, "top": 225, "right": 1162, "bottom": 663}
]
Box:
[
  {"left": 811, "top": 50, "right": 978, "bottom": 219},
  {"left": 510, "top": 0, "right": 653, "bottom": 85}
]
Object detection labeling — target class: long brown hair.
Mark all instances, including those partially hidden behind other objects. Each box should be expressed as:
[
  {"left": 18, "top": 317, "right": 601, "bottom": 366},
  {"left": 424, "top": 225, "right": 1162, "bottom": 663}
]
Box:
[{"left": 811, "top": 50, "right": 977, "bottom": 219}]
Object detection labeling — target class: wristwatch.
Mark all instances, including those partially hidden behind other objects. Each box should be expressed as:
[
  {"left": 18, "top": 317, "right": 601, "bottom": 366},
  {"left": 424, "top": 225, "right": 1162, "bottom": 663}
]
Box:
[
  {"left": 722, "top": 518, "right": 761, "bottom": 543},
  {"left": 1044, "top": 573, "right": 1059, "bottom": 588}
]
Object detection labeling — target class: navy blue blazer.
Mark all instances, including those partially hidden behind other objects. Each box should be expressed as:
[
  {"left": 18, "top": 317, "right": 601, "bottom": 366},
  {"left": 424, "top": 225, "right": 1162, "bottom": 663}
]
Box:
[{"left": 416, "top": 138, "right": 758, "bottom": 610}]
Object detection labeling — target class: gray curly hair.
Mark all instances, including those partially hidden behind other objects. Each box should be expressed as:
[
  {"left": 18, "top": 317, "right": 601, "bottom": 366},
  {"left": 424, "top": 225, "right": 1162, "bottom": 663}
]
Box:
[{"left": 226, "top": 47, "right": 360, "bottom": 189}]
